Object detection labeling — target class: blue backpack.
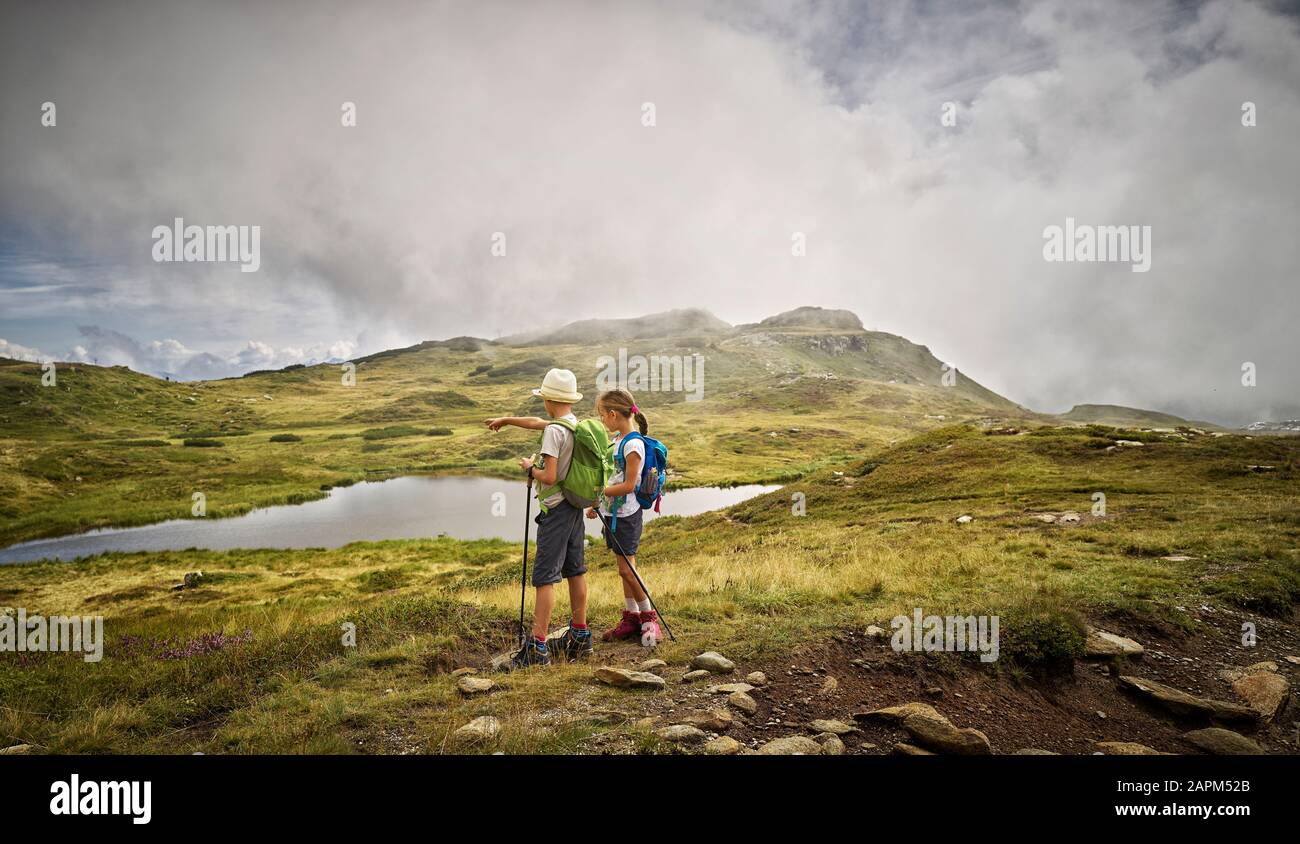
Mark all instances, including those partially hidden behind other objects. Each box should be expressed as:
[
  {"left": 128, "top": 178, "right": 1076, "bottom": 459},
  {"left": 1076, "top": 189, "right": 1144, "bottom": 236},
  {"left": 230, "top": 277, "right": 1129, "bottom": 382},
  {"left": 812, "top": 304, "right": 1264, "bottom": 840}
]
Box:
[{"left": 609, "top": 431, "right": 668, "bottom": 531}]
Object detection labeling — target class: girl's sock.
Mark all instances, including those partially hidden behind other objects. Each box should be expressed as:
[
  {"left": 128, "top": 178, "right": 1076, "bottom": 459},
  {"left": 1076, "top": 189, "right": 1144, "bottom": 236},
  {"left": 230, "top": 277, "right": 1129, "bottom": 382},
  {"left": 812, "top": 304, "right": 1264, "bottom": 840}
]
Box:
[
  {"left": 572, "top": 621, "right": 587, "bottom": 630},
  {"left": 625, "top": 598, "right": 639, "bottom": 612},
  {"left": 636, "top": 599, "right": 653, "bottom": 613}
]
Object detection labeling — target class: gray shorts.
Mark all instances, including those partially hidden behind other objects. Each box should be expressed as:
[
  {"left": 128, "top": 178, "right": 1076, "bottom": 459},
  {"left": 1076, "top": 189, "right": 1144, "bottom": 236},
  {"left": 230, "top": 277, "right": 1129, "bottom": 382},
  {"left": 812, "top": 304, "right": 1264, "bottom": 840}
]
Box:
[
  {"left": 601, "top": 507, "right": 643, "bottom": 557},
  {"left": 532, "top": 500, "right": 586, "bottom": 587}
]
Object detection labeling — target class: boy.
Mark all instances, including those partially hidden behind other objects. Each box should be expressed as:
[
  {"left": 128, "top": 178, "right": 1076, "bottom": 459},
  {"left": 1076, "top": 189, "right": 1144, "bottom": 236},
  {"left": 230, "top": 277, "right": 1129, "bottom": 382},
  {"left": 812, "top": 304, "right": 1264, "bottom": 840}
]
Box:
[{"left": 485, "top": 368, "right": 593, "bottom": 668}]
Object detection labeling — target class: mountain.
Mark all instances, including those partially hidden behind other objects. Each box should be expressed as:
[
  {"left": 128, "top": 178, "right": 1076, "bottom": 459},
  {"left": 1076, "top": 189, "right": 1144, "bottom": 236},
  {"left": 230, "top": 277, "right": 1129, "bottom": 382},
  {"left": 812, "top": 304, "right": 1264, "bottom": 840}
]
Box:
[
  {"left": 738, "top": 306, "right": 864, "bottom": 331},
  {"left": 1246, "top": 419, "right": 1300, "bottom": 434},
  {"left": 1056, "top": 404, "right": 1225, "bottom": 431},
  {"left": 500, "top": 308, "right": 732, "bottom": 347}
]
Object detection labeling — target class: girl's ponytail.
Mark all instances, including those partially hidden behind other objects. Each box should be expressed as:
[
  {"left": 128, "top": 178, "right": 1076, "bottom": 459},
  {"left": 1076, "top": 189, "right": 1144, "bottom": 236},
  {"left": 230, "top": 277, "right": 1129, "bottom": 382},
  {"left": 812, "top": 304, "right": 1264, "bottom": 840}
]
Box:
[{"left": 597, "top": 388, "right": 647, "bottom": 434}]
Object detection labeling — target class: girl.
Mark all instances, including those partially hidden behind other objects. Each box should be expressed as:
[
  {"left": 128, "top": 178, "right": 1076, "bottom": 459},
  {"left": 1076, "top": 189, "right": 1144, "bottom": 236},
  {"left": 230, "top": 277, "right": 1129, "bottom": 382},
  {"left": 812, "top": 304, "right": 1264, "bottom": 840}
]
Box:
[{"left": 586, "top": 389, "right": 660, "bottom": 647}]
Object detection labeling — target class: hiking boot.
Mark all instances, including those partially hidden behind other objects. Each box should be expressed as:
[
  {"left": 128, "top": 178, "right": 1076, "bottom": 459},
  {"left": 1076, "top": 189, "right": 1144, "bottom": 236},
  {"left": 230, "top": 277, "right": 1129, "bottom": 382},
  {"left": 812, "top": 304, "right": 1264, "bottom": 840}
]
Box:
[
  {"left": 639, "top": 611, "right": 661, "bottom": 649},
  {"left": 602, "top": 610, "right": 641, "bottom": 642},
  {"left": 555, "top": 624, "right": 594, "bottom": 662},
  {"left": 504, "top": 638, "right": 550, "bottom": 671}
]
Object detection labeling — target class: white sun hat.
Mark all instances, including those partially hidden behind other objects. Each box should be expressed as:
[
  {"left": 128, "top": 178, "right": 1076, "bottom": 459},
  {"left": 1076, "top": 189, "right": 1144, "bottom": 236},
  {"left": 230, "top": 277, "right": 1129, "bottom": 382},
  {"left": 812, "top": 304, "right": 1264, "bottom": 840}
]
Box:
[{"left": 531, "top": 368, "right": 583, "bottom": 403}]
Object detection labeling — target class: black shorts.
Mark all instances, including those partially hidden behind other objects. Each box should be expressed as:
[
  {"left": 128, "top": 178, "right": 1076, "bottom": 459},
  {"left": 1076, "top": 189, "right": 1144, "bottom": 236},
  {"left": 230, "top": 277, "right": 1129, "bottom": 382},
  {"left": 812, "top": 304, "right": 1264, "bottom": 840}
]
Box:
[
  {"left": 601, "top": 507, "right": 643, "bottom": 557},
  {"left": 532, "top": 500, "right": 586, "bottom": 587}
]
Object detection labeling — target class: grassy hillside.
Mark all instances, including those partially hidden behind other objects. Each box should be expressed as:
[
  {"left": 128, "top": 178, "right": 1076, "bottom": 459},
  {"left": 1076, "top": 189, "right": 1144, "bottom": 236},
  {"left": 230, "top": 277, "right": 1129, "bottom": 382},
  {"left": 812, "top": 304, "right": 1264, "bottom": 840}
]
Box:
[
  {"left": 1, "top": 425, "right": 1296, "bottom": 753},
  {"left": 0, "top": 318, "right": 1032, "bottom": 545},
  {"left": 1058, "top": 403, "right": 1225, "bottom": 431}
]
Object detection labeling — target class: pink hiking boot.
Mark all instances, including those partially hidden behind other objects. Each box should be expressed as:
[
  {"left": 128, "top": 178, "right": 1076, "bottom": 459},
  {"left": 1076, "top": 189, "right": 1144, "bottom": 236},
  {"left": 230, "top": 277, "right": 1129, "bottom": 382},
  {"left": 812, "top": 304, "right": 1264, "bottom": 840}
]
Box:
[
  {"left": 602, "top": 610, "right": 641, "bottom": 642},
  {"left": 639, "top": 610, "right": 661, "bottom": 648}
]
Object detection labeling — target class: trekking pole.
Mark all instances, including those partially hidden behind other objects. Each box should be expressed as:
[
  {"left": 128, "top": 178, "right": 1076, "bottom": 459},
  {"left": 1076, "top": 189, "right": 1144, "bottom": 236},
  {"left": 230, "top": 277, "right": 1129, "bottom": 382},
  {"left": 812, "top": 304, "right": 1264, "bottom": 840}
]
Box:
[
  {"left": 596, "top": 510, "right": 676, "bottom": 642},
  {"left": 519, "top": 473, "right": 533, "bottom": 647}
]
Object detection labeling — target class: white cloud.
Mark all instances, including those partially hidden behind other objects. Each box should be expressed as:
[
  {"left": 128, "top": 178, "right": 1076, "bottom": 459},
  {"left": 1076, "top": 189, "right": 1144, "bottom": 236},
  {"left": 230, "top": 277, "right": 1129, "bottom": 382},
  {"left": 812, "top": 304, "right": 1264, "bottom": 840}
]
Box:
[
  {"left": 0, "top": 338, "right": 47, "bottom": 362},
  {"left": 64, "top": 326, "right": 356, "bottom": 381},
  {"left": 0, "top": 0, "right": 1296, "bottom": 424}
]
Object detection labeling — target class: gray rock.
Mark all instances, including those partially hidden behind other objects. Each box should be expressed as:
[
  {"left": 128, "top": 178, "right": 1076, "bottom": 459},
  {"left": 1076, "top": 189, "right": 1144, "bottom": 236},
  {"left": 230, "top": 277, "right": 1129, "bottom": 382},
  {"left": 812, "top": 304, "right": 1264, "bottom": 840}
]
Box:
[
  {"left": 457, "top": 676, "right": 495, "bottom": 696},
  {"left": 451, "top": 667, "right": 478, "bottom": 677},
  {"left": 0, "top": 744, "right": 32, "bottom": 755},
  {"left": 757, "top": 736, "right": 823, "bottom": 755},
  {"left": 1012, "top": 748, "right": 1059, "bottom": 755},
  {"left": 453, "top": 716, "right": 500, "bottom": 744},
  {"left": 656, "top": 724, "right": 708, "bottom": 744},
  {"left": 595, "top": 667, "right": 666, "bottom": 690},
  {"left": 1231, "top": 672, "right": 1289, "bottom": 721},
  {"left": 746, "top": 671, "right": 768, "bottom": 686},
  {"left": 855, "top": 702, "right": 945, "bottom": 724},
  {"left": 902, "top": 714, "right": 992, "bottom": 755},
  {"left": 690, "top": 651, "right": 735, "bottom": 673},
  {"left": 682, "top": 669, "right": 712, "bottom": 683},
  {"left": 1084, "top": 628, "right": 1144, "bottom": 658},
  {"left": 955, "top": 515, "right": 973, "bottom": 524},
  {"left": 1184, "top": 727, "right": 1266, "bottom": 755},
  {"left": 728, "top": 691, "right": 758, "bottom": 715},
  {"left": 708, "top": 682, "right": 754, "bottom": 695},
  {"left": 677, "top": 709, "right": 733, "bottom": 732},
  {"left": 638, "top": 659, "right": 668, "bottom": 676},
  {"left": 819, "top": 676, "right": 839, "bottom": 695},
  {"left": 892, "top": 742, "right": 934, "bottom": 755},
  {"left": 1117, "top": 675, "right": 1258, "bottom": 722},
  {"left": 807, "top": 719, "right": 856, "bottom": 735},
  {"left": 865, "top": 625, "right": 888, "bottom": 639},
  {"left": 1095, "top": 741, "right": 1165, "bottom": 755},
  {"left": 704, "top": 736, "right": 744, "bottom": 755},
  {"left": 815, "top": 733, "right": 845, "bottom": 755}
]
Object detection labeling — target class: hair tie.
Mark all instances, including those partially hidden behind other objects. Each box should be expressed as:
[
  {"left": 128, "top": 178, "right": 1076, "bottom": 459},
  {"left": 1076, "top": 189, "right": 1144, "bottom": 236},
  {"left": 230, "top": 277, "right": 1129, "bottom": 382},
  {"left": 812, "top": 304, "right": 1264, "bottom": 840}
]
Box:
[{"left": 630, "top": 404, "right": 639, "bottom": 414}]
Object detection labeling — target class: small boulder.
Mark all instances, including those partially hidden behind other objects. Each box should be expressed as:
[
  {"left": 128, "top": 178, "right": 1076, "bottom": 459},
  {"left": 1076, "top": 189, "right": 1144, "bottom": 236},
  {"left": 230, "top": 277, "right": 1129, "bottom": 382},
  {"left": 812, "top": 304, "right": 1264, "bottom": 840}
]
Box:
[
  {"left": 807, "top": 719, "right": 856, "bottom": 735},
  {"left": 1117, "top": 675, "right": 1257, "bottom": 722},
  {"left": 1084, "top": 628, "right": 1144, "bottom": 658},
  {"left": 892, "top": 742, "right": 934, "bottom": 756},
  {"left": 656, "top": 725, "right": 708, "bottom": 745},
  {"left": 690, "top": 652, "right": 735, "bottom": 674},
  {"left": 595, "top": 667, "right": 666, "bottom": 690},
  {"left": 757, "top": 736, "right": 823, "bottom": 755},
  {"left": 1231, "top": 672, "right": 1289, "bottom": 721},
  {"left": 746, "top": 671, "right": 768, "bottom": 686},
  {"left": 707, "top": 682, "right": 754, "bottom": 695},
  {"left": 819, "top": 676, "right": 839, "bottom": 695},
  {"left": 682, "top": 669, "right": 712, "bottom": 683},
  {"left": 457, "top": 676, "right": 495, "bottom": 696},
  {"left": 638, "top": 659, "right": 668, "bottom": 676},
  {"left": 0, "top": 744, "right": 33, "bottom": 755},
  {"left": 452, "top": 716, "right": 500, "bottom": 744},
  {"left": 815, "top": 733, "right": 845, "bottom": 755},
  {"left": 1012, "top": 748, "right": 1059, "bottom": 755},
  {"left": 855, "top": 702, "right": 945, "bottom": 724},
  {"left": 704, "top": 736, "right": 744, "bottom": 755},
  {"left": 728, "top": 691, "right": 758, "bottom": 715},
  {"left": 955, "top": 515, "right": 973, "bottom": 524},
  {"left": 677, "top": 709, "right": 733, "bottom": 732},
  {"left": 451, "top": 667, "right": 478, "bottom": 678},
  {"left": 1095, "top": 741, "right": 1164, "bottom": 755},
  {"left": 1184, "top": 728, "right": 1265, "bottom": 755},
  {"left": 902, "top": 714, "right": 991, "bottom": 755}
]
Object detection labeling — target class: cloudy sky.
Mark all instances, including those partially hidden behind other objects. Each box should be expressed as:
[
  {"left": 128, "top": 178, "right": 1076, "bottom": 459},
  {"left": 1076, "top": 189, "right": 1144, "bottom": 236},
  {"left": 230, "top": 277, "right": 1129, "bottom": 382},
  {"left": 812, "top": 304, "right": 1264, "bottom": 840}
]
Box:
[{"left": 1, "top": 0, "right": 1296, "bottom": 424}]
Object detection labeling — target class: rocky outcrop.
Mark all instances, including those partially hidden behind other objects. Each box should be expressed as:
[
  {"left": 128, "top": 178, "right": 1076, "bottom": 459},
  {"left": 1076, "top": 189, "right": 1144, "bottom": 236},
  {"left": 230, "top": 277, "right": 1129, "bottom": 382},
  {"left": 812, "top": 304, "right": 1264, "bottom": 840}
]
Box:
[{"left": 1117, "top": 676, "right": 1258, "bottom": 722}]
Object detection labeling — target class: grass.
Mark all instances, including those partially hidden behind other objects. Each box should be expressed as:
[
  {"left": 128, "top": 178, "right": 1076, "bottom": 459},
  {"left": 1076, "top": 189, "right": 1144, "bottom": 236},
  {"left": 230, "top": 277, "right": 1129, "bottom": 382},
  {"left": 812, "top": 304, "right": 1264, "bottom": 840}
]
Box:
[{"left": 2, "top": 424, "right": 1296, "bottom": 754}]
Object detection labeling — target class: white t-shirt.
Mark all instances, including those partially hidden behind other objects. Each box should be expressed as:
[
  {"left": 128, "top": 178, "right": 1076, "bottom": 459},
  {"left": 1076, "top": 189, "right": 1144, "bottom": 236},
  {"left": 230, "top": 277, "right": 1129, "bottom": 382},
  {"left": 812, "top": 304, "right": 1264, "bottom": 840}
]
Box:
[{"left": 600, "top": 433, "right": 645, "bottom": 518}]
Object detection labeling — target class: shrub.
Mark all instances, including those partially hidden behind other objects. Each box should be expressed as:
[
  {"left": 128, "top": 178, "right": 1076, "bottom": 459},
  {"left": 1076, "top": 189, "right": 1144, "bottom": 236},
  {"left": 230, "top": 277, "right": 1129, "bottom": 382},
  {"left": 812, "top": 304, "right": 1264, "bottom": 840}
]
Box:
[
  {"left": 182, "top": 438, "right": 224, "bottom": 448},
  {"left": 428, "top": 427, "right": 453, "bottom": 436},
  {"left": 269, "top": 433, "right": 303, "bottom": 443},
  {"left": 360, "top": 425, "right": 424, "bottom": 440}
]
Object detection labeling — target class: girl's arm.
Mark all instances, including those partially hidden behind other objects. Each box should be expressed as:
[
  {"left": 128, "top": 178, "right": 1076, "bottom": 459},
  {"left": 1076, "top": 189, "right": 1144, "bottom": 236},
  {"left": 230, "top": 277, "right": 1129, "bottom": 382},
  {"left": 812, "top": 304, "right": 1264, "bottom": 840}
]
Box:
[
  {"left": 485, "top": 416, "right": 549, "bottom": 431},
  {"left": 603, "top": 451, "right": 642, "bottom": 497}
]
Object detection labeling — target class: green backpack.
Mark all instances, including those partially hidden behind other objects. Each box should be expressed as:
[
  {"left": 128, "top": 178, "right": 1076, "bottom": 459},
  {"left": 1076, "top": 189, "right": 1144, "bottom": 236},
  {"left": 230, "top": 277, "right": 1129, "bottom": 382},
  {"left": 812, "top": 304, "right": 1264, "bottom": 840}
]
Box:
[{"left": 537, "top": 418, "right": 612, "bottom": 511}]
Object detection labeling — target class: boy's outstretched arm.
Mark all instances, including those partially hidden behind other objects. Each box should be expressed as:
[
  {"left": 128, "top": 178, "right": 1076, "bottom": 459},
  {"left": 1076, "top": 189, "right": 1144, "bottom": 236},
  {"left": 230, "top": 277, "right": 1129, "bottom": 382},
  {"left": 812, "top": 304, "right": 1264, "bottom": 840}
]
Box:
[{"left": 485, "top": 416, "right": 548, "bottom": 431}]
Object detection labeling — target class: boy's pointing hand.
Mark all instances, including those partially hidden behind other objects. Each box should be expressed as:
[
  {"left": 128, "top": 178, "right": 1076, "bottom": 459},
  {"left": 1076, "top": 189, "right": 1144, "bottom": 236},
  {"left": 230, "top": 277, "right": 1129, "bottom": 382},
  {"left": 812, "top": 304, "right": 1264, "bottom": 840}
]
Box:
[{"left": 485, "top": 417, "right": 506, "bottom": 431}]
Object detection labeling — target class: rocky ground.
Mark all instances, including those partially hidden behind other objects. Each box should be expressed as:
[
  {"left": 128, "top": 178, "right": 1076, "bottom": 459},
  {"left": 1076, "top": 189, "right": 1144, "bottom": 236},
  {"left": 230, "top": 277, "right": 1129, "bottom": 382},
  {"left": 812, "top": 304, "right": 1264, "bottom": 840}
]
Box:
[{"left": 443, "top": 605, "right": 1298, "bottom": 755}]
